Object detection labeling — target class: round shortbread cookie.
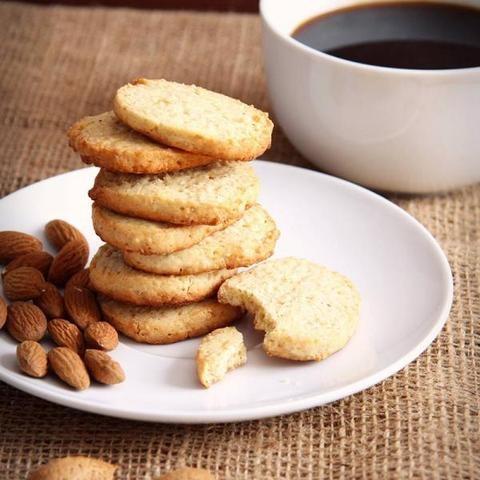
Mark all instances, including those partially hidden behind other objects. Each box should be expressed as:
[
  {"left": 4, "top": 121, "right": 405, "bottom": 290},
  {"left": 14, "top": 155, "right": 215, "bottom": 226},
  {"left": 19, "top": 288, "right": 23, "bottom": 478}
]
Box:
[
  {"left": 89, "top": 245, "right": 237, "bottom": 306},
  {"left": 98, "top": 296, "right": 242, "bottom": 345},
  {"left": 92, "top": 204, "right": 235, "bottom": 255},
  {"left": 113, "top": 78, "right": 273, "bottom": 161},
  {"left": 68, "top": 111, "right": 218, "bottom": 174},
  {"left": 218, "top": 257, "right": 361, "bottom": 361},
  {"left": 123, "top": 205, "right": 280, "bottom": 274},
  {"left": 89, "top": 162, "right": 259, "bottom": 225}
]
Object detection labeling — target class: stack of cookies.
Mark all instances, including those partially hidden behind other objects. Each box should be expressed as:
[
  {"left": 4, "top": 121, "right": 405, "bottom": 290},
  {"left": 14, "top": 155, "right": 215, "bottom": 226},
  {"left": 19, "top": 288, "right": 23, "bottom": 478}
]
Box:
[{"left": 68, "top": 78, "right": 279, "bottom": 345}]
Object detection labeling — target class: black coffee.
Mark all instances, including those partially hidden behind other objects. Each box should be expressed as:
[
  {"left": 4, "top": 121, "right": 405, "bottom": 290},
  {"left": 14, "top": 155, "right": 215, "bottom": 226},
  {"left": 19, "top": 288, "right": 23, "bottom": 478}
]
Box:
[{"left": 292, "top": 2, "right": 480, "bottom": 69}]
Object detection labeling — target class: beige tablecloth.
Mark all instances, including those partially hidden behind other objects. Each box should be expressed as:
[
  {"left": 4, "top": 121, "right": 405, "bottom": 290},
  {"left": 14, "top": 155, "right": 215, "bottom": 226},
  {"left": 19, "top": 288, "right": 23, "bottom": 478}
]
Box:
[{"left": 0, "top": 3, "right": 478, "bottom": 478}]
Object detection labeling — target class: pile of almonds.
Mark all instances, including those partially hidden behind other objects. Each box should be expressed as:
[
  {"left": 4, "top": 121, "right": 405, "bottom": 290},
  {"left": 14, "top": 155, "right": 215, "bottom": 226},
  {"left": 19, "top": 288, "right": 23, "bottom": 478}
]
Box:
[
  {"left": 3, "top": 224, "right": 214, "bottom": 479},
  {"left": 0, "top": 220, "right": 125, "bottom": 390},
  {"left": 27, "top": 455, "right": 214, "bottom": 479}
]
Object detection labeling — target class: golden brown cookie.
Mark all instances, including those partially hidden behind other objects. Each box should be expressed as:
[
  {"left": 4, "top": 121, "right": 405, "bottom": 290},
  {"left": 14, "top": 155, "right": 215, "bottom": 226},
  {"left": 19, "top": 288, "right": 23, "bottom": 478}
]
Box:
[
  {"left": 92, "top": 203, "right": 234, "bottom": 255},
  {"left": 114, "top": 78, "right": 273, "bottom": 161},
  {"left": 89, "top": 162, "right": 259, "bottom": 225},
  {"left": 196, "top": 326, "right": 247, "bottom": 388},
  {"left": 99, "top": 296, "right": 242, "bottom": 345},
  {"left": 218, "top": 258, "right": 361, "bottom": 361},
  {"left": 89, "top": 245, "right": 236, "bottom": 306},
  {"left": 123, "top": 204, "right": 279, "bottom": 274},
  {"left": 68, "top": 111, "right": 217, "bottom": 174}
]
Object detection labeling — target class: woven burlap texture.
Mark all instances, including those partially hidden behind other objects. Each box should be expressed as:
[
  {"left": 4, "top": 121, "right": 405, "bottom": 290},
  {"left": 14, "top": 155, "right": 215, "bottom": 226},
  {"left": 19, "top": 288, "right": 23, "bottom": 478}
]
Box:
[{"left": 0, "top": 3, "right": 478, "bottom": 479}]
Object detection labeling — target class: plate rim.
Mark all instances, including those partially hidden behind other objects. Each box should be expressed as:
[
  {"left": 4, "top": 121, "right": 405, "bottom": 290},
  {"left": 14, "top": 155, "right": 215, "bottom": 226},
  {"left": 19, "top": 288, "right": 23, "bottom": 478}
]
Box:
[{"left": 0, "top": 161, "right": 453, "bottom": 423}]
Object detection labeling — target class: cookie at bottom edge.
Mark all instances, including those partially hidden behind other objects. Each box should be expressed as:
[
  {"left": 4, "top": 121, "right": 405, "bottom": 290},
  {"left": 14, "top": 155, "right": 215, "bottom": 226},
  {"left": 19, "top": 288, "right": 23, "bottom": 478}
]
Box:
[{"left": 98, "top": 296, "right": 242, "bottom": 344}]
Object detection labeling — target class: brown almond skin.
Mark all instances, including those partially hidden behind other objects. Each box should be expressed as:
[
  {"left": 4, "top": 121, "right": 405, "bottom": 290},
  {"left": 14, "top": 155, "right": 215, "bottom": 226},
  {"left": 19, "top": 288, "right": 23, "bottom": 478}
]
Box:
[
  {"left": 155, "top": 468, "right": 215, "bottom": 480},
  {"left": 48, "top": 239, "right": 89, "bottom": 286},
  {"left": 48, "top": 318, "right": 85, "bottom": 355},
  {"left": 84, "top": 322, "right": 118, "bottom": 351},
  {"left": 45, "top": 219, "right": 87, "bottom": 251},
  {"left": 48, "top": 347, "right": 90, "bottom": 390},
  {"left": 28, "top": 456, "right": 117, "bottom": 480},
  {"left": 3, "top": 251, "right": 53, "bottom": 277},
  {"left": 0, "top": 296, "right": 6, "bottom": 329},
  {"left": 0, "top": 231, "right": 42, "bottom": 264},
  {"left": 16, "top": 341, "right": 48, "bottom": 378},
  {"left": 6, "top": 302, "right": 47, "bottom": 342},
  {"left": 65, "top": 268, "right": 91, "bottom": 290},
  {"left": 84, "top": 349, "right": 125, "bottom": 385},
  {"left": 64, "top": 284, "right": 101, "bottom": 330},
  {"left": 3, "top": 266, "right": 46, "bottom": 301},
  {"left": 34, "top": 282, "right": 65, "bottom": 318}
]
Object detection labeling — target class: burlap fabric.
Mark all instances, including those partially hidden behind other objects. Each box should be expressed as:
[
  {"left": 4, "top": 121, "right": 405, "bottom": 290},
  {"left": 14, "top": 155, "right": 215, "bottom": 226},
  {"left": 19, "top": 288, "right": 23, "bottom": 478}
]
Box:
[{"left": 0, "top": 3, "right": 478, "bottom": 478}]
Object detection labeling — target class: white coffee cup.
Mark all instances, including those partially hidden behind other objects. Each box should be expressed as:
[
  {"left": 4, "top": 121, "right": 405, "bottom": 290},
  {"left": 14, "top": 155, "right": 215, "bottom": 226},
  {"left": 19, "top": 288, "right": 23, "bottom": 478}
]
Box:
[{"left": 260, "top": 0, "right": 480, "bottom": 193}]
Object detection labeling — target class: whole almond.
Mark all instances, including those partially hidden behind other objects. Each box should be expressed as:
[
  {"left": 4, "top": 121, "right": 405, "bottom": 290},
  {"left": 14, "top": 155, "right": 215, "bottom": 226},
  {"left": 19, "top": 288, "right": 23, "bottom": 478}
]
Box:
[
  {"left": 34, "top": 282, "right": 65, "bottom": 318},
  {"left": 155, "top": 468, "right": 215, "bottom": 480},
  {"left": 64, "top": 284, "right": 101, "bottom": 330},
  {"left": 84, "top": 349, "right": 125, "bottom": 385},
  {"left": 48, "top": 347, "right": 90, "bottom": 390},
  {"left": 48, "top": 318, "right": 84, "bottom": 355},
  {"left": 3, "top": 266, "right": 46, "bottom": 301},
  {"left": 6, "top": 302, "right": 47, "bottom": 342},
  {"left": 65, "top": 268, "right": 91, "bottom": 289},
  {"left": 45, "top": 219, "right": 87, "bottom": 251},
  {"left": 0, "top": 231, "right": 42, "bottom": 264},
  {"left": 0, "top": 296, "right": 6, "bottom": 329},
  {"left": 16, "top": 341, "right": 48, "bottom": 378},
  {"left": 84, "top": 322, "right": 118, "bottom": 351},
  {"left": 48, "top": 239, "right": 89, "bottom": 286},
  {"left": 3, "top": 251, "right": 53, "bottom": 277},
  {"left": 28, "top": 456, "right": 117, "bottom": 480}
]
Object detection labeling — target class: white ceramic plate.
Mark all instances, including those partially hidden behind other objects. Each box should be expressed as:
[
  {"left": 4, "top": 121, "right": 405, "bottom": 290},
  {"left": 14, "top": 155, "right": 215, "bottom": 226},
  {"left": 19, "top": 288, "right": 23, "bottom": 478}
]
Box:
[{"left": 0, "top": 161, "right": 452, "bottom": 423}]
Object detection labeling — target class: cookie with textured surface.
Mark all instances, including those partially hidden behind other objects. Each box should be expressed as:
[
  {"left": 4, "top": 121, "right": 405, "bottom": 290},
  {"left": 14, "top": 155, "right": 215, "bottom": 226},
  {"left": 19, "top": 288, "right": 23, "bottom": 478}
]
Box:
[
  {"left": 196, "top": 326, "right": 247, "bottom": 388},
  {"left": 99, "top": 296, "right": 241, "bottom": 345},
  {"left": 89, "top": 245, "right": 237, "bottom": 306},
  {"left": 89, "top": 162, "right": 259, "bottom": 225},
  {"left": 114, "top": 78, "right": 273, "bottom": 161},
  {"left": 68, "top": 111, "right": 218, "bottom": 174},
  {"left": 218, "top": 258, "right": 360, "bottom": 361},
  {"left": 123, "top": 204, "right": 279, "bottom": 274},
  {"left": 92, "top": 203, "right": 234, "bottom": 255}
]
